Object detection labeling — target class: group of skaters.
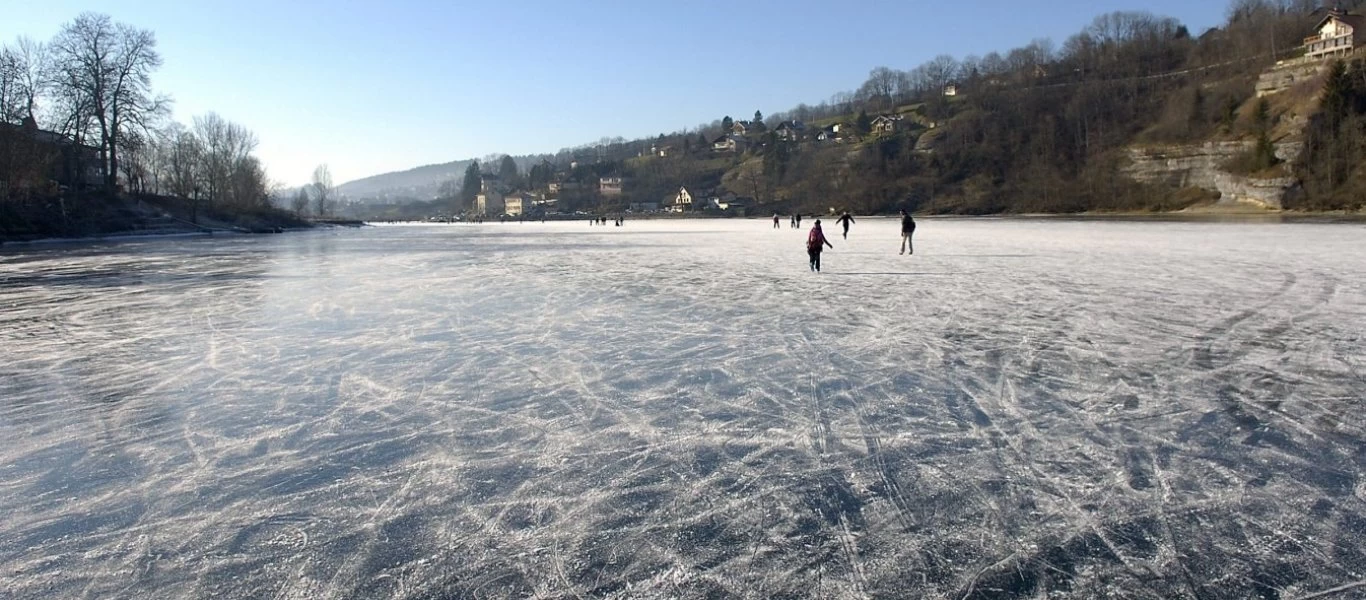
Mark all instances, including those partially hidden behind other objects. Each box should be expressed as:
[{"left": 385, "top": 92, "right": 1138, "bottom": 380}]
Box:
[
  {"left": 589, "top": 216, "right": 625, "bottom": 226},
  {"left": 781, "top": 209, "right": 916, "bottom": 272}
]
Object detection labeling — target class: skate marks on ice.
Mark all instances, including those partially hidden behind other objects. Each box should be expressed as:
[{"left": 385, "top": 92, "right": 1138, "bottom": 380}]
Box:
[{"left": 1, "top": 220, "right": 1365, "bottom": 598}]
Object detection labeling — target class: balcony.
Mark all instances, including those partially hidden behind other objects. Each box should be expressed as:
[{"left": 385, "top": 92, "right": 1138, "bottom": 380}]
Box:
[{"left": 1305, "top": 32, "right": 1351, "bottom": 47}]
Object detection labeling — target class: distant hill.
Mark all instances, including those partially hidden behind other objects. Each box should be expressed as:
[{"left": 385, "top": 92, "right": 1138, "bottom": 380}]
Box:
[
  {"left": 337, "top": 160, "right": 474, "bottom": 201},
  {"left": 337, "top": 155, "right": 554, "bottom": 202}
]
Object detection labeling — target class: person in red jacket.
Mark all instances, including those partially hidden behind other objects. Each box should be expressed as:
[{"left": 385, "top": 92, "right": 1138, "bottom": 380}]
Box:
[{"left": 807, "top": 220, "right": 834, "bottom": 272}]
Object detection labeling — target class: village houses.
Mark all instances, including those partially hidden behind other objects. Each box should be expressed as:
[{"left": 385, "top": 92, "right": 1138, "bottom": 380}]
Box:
[
  {"left": 474, "top": 173, "right": 507, "bottom": 216},
  {"left": 475, "top": 190, "right": 504, "bottom": 216}
]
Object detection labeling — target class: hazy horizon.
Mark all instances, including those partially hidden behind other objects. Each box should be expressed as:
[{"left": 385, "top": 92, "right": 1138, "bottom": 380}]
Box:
[{"left": 3, "top": 0, "right": 1226, "bottom": 187}]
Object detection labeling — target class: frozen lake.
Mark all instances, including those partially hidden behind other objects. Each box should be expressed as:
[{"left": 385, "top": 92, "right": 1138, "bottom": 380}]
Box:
[{"left": 2, "top": 218, "right": 1365, "bottom": 599}]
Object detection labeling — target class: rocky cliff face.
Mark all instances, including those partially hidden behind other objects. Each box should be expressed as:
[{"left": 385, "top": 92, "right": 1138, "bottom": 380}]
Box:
[
  {"left": 1121, "top": 57, "right": 1324, "bottom": 210},
  {"left": 1255, "top": 59, "right": 1328, "bottom": 98},
  {"left": 1121, "top": 141, "right": 1301, "bottom": 209}
]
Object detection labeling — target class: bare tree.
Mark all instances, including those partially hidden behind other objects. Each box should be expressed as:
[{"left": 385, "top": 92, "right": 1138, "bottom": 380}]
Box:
[
  {"left": 192, "top": 112, "right": 257, "bottom": 206},
  {"left": 229, "top": 155, "right": 267, "bottom": 209},
  {"left": 160, "top": 123, "right": 200, "bottom": 199},
  {"left": 0, "top": 45, "right": 19, "bottom": 123},
  {"left": 861, "top": 66, "right": 899, "bottom": 108},
  {"left": 13, "top": 37, "right": 49, "bottom": 123},
  {"left": 923, "top": 54, "right": 961, "bottom": 94},
  {"left": 292, "top": 187, "right": 310, "bottom": 216},
  {"left": 50, "top": 13, "right": 167, "bottom": 191},
  {"left": 311, "top": 164, "right": 333, "bottom": 217}
]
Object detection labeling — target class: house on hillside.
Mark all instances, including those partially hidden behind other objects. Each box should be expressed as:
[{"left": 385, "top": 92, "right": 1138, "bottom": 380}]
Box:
[
  {"left": 942, "top": 84, "right": 958, "bottom": 96},
  {"left": 548, "top": 180, "right": 584, "bottom": 194},
  {"left": 1304, "top": 8, "right": 1366, "bottom": 59},
  {"left": 668, "top": 187, "right": 696, "bottom": 212},
  {"left": 774, "top": 120, "right": 806, "bottom": 142},
  {"left": 871, "top": 115, "right": 903, "bottom": 135},
  {"left": 651, "top": 144, "right": 673, "bottom": 157},
  {"left": 599, "top": 177, "right": 623, "bottom": 197},
  {"left": 712, "top": 134, "right": 749, "bottom": 153},
  {"left": 731, "top": 121, "right": 752, "bottom": 136}
]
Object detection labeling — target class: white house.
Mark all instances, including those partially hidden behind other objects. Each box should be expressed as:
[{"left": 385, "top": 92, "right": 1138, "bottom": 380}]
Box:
[
  {"left": 710, "top": 193, "right": 753, "bottom": 213},
  {"left": 668, "top": 187, "right": 696, "bottom": 212},
  {"left": 504, "top": 192, "right": 534, "bottom": 216},
  {"left": 599, "top": 177, "right": 623, "bottom": 197},
  {"left": 712, "top": 134, "right": 750, "bottom": 153},
  {"left": 1304, "top": 9, "right": 1366, "bottom": 60}
]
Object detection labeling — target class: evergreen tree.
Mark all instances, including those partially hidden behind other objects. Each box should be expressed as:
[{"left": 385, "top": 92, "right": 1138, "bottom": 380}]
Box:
[
  {"left": 459, "top": 160, "right": 481, "bottom": 209},
  {"left": 499, "top": 155, "right": 520, "bottom": 188},
  {"left": 856, "top": 109, "right": 872, "bottom": 134},
  {"left": 722, "top": 115, "right": 733, "bottom": 133}
]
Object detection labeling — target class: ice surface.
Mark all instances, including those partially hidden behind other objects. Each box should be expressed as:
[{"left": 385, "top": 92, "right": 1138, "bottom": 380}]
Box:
[{"left": 1, "top": 218, "right": 1365, "bottom": 599}]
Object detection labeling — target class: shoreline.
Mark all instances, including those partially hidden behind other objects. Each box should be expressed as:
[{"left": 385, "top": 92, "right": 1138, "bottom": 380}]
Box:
[{"left": 5, "top": 210, "right": 1363, "bottom": 248}]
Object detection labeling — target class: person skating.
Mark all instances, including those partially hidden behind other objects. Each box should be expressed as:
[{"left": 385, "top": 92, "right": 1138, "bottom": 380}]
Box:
[
  {"left": 796, "top": 214, "right": 803, "bottom": 229},
  {"left": 899, "top": 209, "right": 916, "bottom": 255},
  {"left": 836, "top": 211, "right": 855, "bottom": 240},
  {"left": 807, "top": 220, "right": 834, "bottom": 272},
  {"left": 773, "top": 213, "right": 781, "bottom": 229},
  {"left": 790, "top": 214, "right": 797, "bottom": 228}
]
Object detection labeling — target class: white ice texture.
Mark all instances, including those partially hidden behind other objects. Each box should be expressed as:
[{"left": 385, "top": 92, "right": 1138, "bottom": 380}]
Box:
[{"left": 1, "top": 218, "right": 1365, "bottom": 599}]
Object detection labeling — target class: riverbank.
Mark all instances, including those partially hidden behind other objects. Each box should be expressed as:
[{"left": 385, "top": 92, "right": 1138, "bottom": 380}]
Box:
[{"left": 0, "top": 192, "right": 313, "bottom": 244}]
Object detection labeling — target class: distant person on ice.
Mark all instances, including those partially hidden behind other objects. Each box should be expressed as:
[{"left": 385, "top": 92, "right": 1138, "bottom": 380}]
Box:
[
  {"left": 900, "top": 209, "right": 916, "bottom": 255},
  {"left": 773, "top": 213, "right": 781, "bottom": 229},
  {"left": 807, "top": 220, "right": 834, "bottom": 272},
  {"left": 790, "top": 214, "right": 797, "bottom": 228},
  {"left": 796, "top": 214, "right": 803, "bottom": 229},
  {"left": 836, "top": 211, "right": 855, "bottom": 239}
]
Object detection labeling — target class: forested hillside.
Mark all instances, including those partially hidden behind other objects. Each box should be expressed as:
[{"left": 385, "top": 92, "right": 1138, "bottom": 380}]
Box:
[{"left": 437, "top": 0, "right": 1364, "bottom": 216}]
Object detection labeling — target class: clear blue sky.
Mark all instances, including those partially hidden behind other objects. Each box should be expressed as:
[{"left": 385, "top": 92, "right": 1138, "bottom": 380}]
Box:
[{"left": 4, "top": 0, "right": 1229, "bottom": 186}]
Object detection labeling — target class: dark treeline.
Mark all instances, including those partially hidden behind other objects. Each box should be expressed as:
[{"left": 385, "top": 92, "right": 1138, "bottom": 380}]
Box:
[
  {"left": 1, "top": 13, "right": 320, "bottom": 238},
  {"left": 463, "top": 0, "right": 1360, "bottom": 216}
]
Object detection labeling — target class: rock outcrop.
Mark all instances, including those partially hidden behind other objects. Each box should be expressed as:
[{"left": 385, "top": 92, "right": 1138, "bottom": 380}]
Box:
[
  {"left": 1255, "top": 59, "right": 1329, "bottom": 98},
  {"left": 1121, "top": 142, "right": 1301, "bottom": 209}
]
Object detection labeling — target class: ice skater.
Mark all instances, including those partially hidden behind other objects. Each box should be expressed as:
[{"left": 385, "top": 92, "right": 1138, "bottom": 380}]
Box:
[
  {"left": 836, "top": 211, "right": 855, "bottom": 240},
  {"left": 773, "top": 213, "right": 781, "bottom": 229},
  {"left": 899, "top": 209, "right": 916, "bottom": 255},
  {"left": 796, "top": 214, "right": 803, "bottom": 229},
  {"left": 807, "top": 220, "right": 834, "bottom": 272},
  {"left": 790, "top": 214, "right": 797, "bottom": 228}
]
